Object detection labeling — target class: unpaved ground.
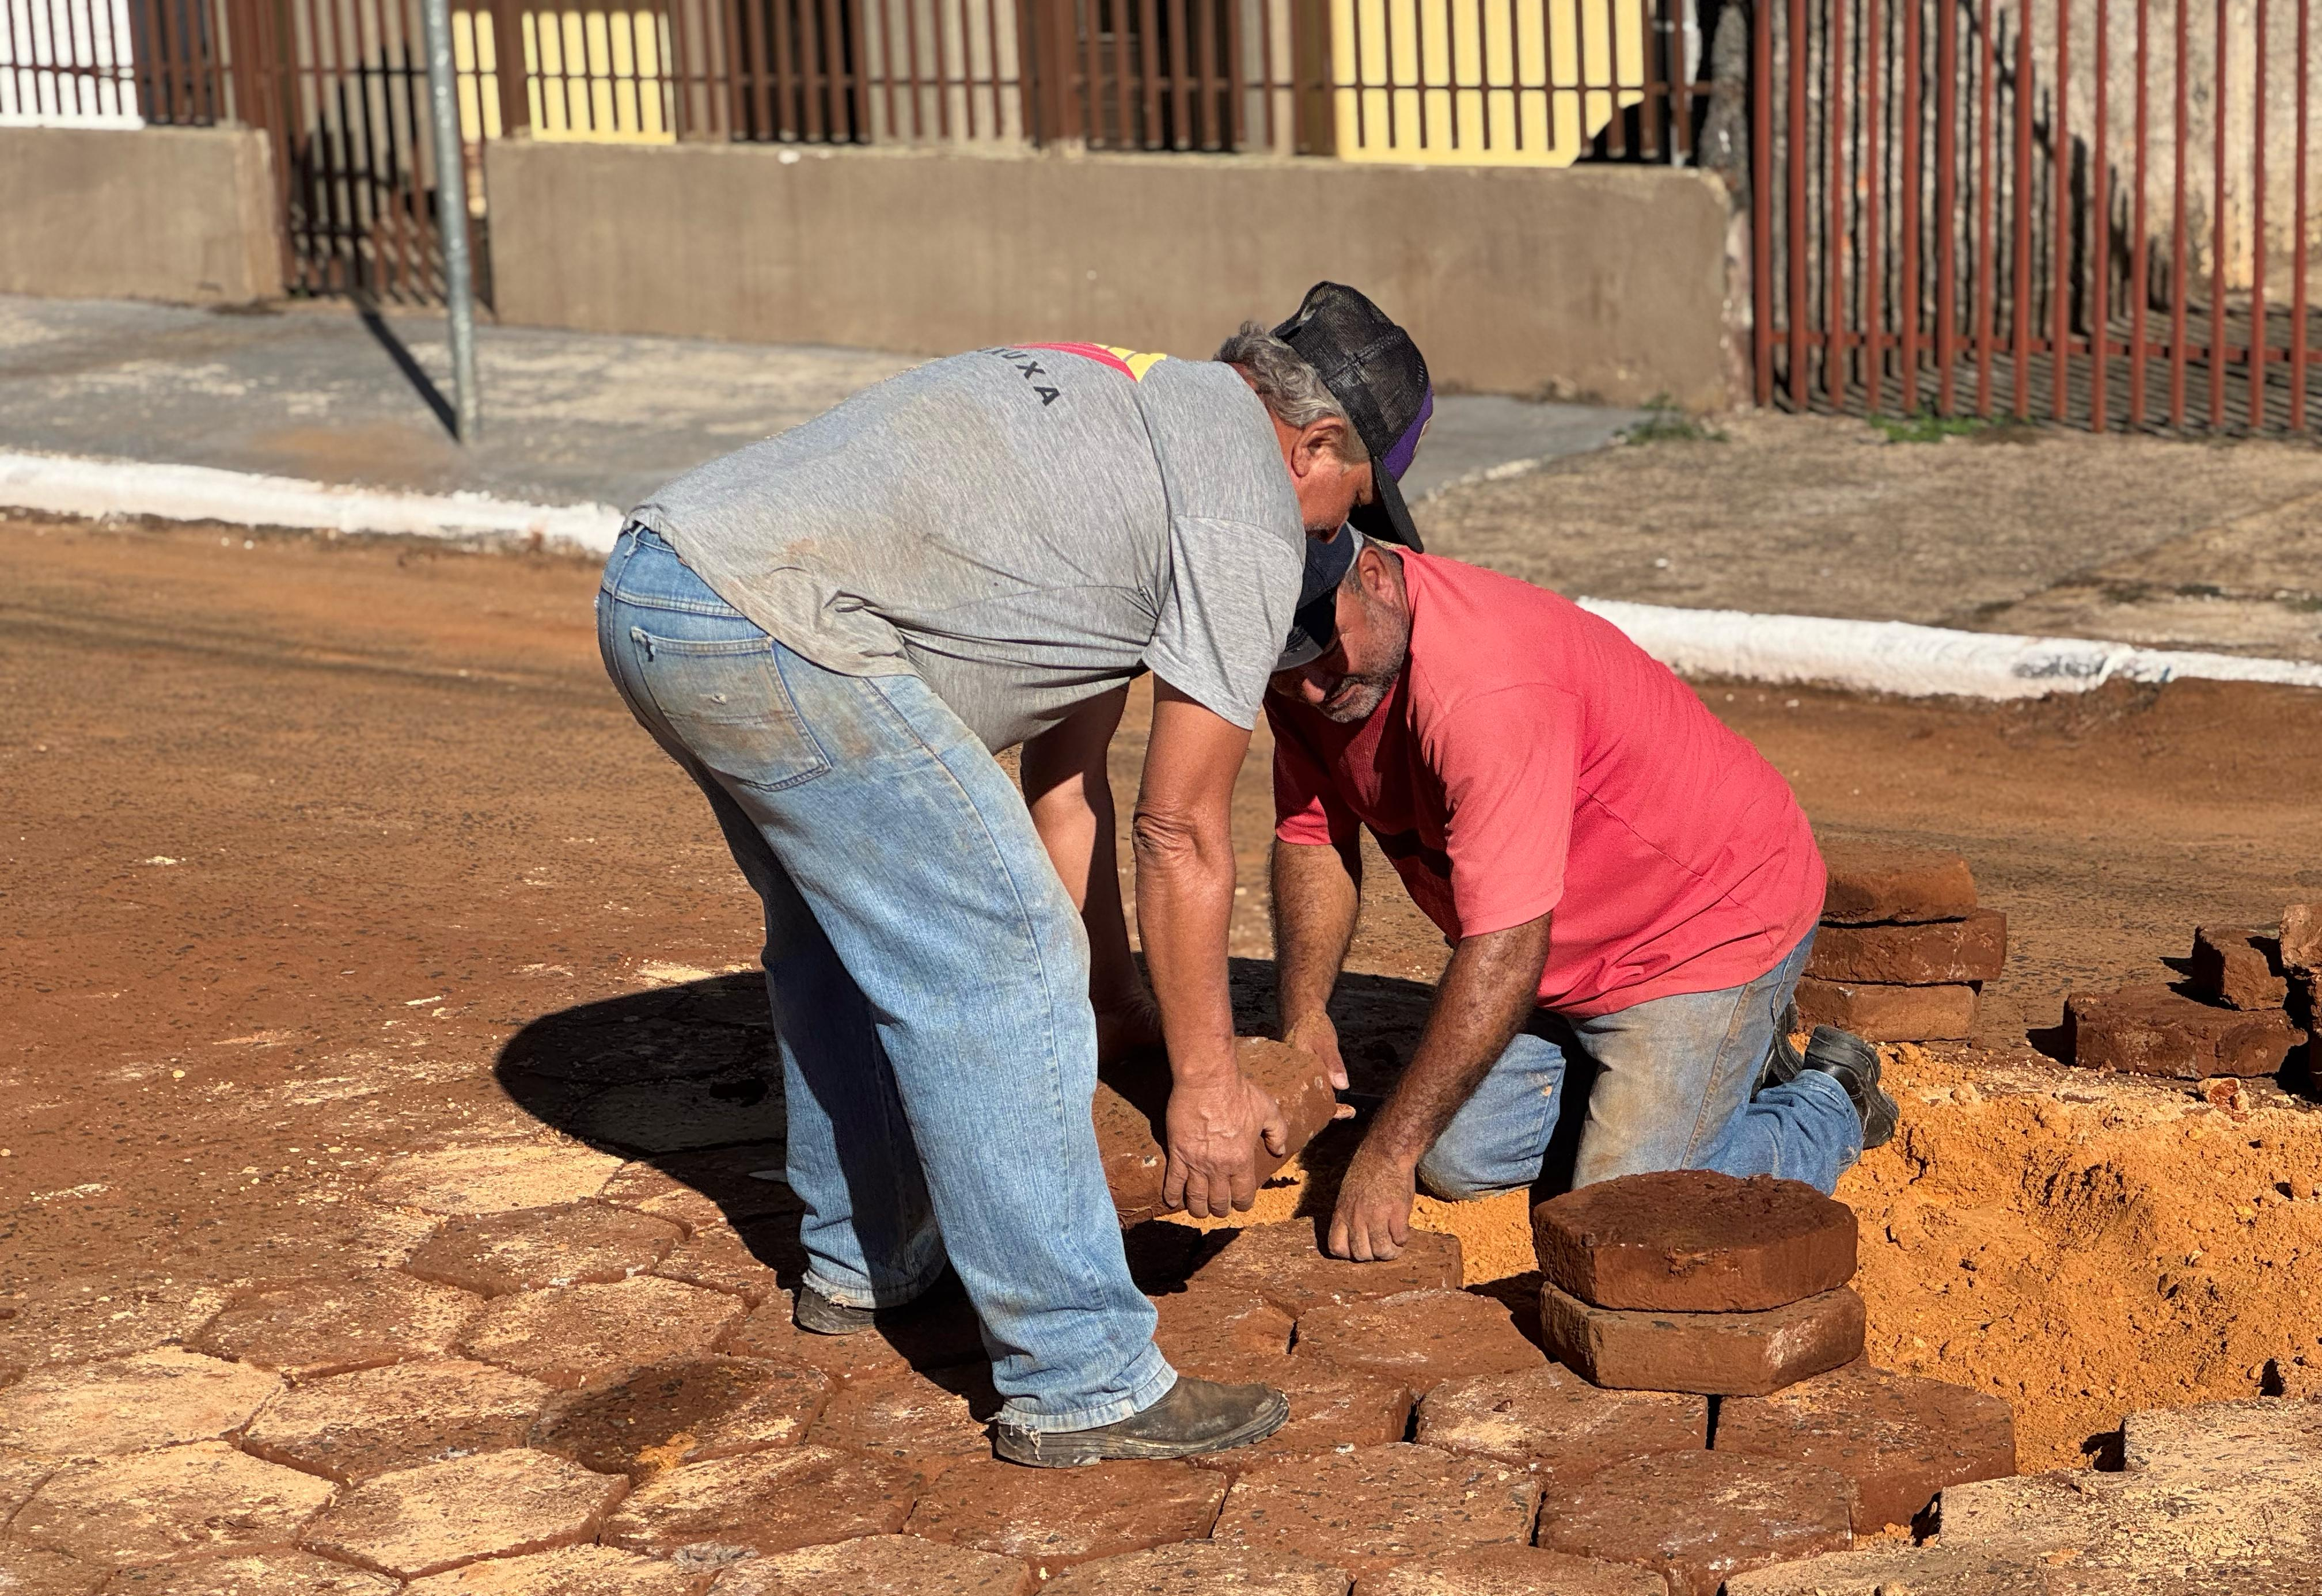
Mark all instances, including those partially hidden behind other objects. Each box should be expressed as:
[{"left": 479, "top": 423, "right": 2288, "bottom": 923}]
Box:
[
  {"left": 4, "top": 515, "right": 2319, "bottom": 1477},
  {"left": 1421, "top": 413, "right": 2322, "bottom": 661}
]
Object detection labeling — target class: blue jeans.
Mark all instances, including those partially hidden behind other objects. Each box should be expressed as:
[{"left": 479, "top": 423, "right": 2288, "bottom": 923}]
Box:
[
  {"left": 1414, "top": 931, "right": 1861, "bottom": 1200},
  {"left": 597, "top": 527, "right": 1171, "bottom": 1431}
]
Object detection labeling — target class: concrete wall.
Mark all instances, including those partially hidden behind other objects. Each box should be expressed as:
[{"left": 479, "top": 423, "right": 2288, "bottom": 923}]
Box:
[
  {"left": 0, "top": 127, "right": 282, "bottom": 305},
  {"left": 485, "top": 140, "right": 1736, "bottom": 406}
]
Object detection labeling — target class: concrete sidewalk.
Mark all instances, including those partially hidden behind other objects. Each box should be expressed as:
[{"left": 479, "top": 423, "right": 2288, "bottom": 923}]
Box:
[{"left": 0, "top": 295, "right": 1642, "bottom": 515}]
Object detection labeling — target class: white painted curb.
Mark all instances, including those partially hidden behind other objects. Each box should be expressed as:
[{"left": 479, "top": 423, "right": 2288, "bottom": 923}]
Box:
[
  {"left": 1579, "top": 598, "right": 2322, "bottom": 699},
  {"left": 0, "top": 449, "right": 626, "bottom": 554},
  {"left": 5, "top": 447, "right": 2317, "bottom": 701}
]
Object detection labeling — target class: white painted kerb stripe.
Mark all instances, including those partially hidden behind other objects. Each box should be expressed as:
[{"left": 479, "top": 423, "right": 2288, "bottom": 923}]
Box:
[
  {"left": 5, "top": 447, "right": 2317, "bottom": 700},
  {"left": 0, "top": 450, "right": 626, "bottom": 553},
  {"left": 1579, "top": 598, "right": 2322, "bottom": 698}
]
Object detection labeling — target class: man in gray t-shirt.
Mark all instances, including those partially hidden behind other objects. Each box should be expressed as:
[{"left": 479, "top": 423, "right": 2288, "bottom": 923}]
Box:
[{"left": 597, "top": 286, "right": 1433, "bottom": 1468}]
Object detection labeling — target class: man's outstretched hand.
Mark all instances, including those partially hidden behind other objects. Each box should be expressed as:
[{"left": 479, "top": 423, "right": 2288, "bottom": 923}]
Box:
[
  {"left": 1164, "top": 1070, "right": 1289, "bottom": 1219},
  {"left": 1326, "top": 1138, "right": 1417, "bottom": 1260}
]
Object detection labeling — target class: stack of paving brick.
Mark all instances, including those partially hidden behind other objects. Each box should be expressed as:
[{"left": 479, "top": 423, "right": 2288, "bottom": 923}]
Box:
[
  {"left": 2063, "top": 905, "right": 2316, "bottom": 1084},
  {"left": 1096, "top": 1038, "right": 1342, "bottom": 1225},
  {"left": 1795, "top": 842, "right": 2004, "bottom": 1043}
]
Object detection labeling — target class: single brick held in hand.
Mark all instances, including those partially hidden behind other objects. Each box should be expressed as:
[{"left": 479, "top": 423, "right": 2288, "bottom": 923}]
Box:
[
  {"left": 904, "top": 1458, "right": 1226, "bottom": 1575},
  {"left": 1793, "top": 979, "right": 1978, "bottom": 1043},
  {"left": 1536, "top": 1450, "right": 1855, "bottom": 1596},
  {"left": 599, "top": 1446, "right": 920, "bottom": 1559},
  {"left": 1414, "top": 1364, "right": 1706, "bottom": 1490},
  {"left": 1363, "top": 1544, "right": 1672, "bottom": 1595},
  {"left": 2188, "top": 926, "right": 2290, "bottom": 1011},
  {"left": 711, "top": 1533, "right": 1031, "bottom": 1596},
  {"left": 1818, "top": 844, "right": 1977, "bottom": 925},
  {"left": 2064, "top": 986, "right": 2305, "bottom": 1078},
  {"left": 528, "top": 1355, "right": 831, "bottom": 1478},
  {"left": 1189, "top": 1221, "right": 1462, "bottom": 1317},
  {"left": 1210, "top": 1443, "right": 1541, "bottom": 1578},
  {"left": 1291, "top": 1289, "right": 1541, "bottom": 1395},
  {"left": 1098, "top": 1039, "right": 1342, "bottom": 1225},
  {"left": 1806, "top": 910, "right": 2007, "bottom": 986},
  {"left": 1713, "top": 1363, "right": 2017, "bottom": 1531},
  {"left": 1538, "top": 1282, "right": 1864, "bottom": 1396},
  {"left": 1531, "top": 1171, "right": 1858, "bottom": 1313}
]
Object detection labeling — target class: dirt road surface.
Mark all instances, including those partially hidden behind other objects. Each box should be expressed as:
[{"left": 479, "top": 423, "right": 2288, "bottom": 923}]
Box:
[{"left": 5, "top": 516, "right": 2319, "bottom": 1481}]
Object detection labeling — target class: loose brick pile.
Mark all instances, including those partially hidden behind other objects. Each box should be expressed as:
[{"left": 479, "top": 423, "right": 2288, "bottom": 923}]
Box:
[
  {"left": 1096, "top": 1038, "right": 1342, "bottom": 1225},
  {"left": 1796, "top": 843, "right": 2003, "bottom": 1042},
  {"left": 1531, "top": 1171, "right": 1866, "bottom": 1396},
  {"left": 2062, "top": 906, "right": 2317, "bottom": 1083}
]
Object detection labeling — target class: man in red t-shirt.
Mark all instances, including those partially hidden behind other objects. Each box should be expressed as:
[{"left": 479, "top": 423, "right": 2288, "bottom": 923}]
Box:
[{"left": 1266, "top": 530, "right": 1899, "bottom": 1261}]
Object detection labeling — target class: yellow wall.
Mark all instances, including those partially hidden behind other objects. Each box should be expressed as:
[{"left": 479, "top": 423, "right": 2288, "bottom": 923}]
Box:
[
  {"left": 452, "top": 6, "right": 677, "bottom": 144},
  {"left": 1329, "top": 0, "right": 1646, "bottom": 165}
]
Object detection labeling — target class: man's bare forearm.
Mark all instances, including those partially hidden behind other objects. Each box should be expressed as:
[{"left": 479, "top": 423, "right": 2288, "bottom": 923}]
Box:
[
  {"left": 1362, "top": 914, "right": 1553, "bottom": 1167},
  {"left": 1021, "top": 687, "right": 1141, "bottom": 1008},
  {"left": 1132, "top": 807, "right": 1240, "bottom": 1086},
  {"left": 1271, "top": 838, "right": 1360, "bottom": 1027}
]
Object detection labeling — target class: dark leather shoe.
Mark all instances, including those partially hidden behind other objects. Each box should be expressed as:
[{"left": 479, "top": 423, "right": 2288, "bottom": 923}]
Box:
[
  {"left": 1803, "top": 1024, "right": 1900, "bottom": 1150},
  {"left": 991, "top": 1374, "right": 1289, "bottom": 1467}
]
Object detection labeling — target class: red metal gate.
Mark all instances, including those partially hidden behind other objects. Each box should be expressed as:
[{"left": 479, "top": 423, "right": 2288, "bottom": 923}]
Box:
[{"left": 1753, "top": 0, "right": 2317, "bottom": 431}]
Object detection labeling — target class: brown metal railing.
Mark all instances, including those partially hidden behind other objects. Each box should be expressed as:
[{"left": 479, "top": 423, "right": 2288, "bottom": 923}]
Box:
[{"left": 1755, "top": 0, "right": 2320, "bottom": 432}]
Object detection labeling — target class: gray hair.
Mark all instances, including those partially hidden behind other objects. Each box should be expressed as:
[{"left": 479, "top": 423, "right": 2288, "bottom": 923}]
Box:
[{"left": 1215, "top": 322, "right": 1363, "bottom": 459}]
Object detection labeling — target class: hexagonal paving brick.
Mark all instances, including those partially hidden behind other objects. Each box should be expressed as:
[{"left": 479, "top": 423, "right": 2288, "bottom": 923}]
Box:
[
  {"left": 368, "top": 1143, "right": 627, "bottom": 1216},
  {"left": 188, "top": 1272, "right": 485, "bottom": 1380},
  {"left": 1714, "top": 1364, "right": 2017, "bottom": 1531},
  {"left": 712, "top": 1534, "right": 1032, "bottom": 1595},
  {"left": 1039, "top": 1538, "right": 1350, "bottom": 1594},
  {"left": 456, "top": 1276, "right": 746, "bottom": 1389},
  {"left": 529, "top": 1356, "right": 831, "bottom": 1479},
  {"left": 600, "top": 1446, "right": 921, "bottom": 1559},
  {"left": 597, "top": 1143, "right": 798, "bottom": 1235},
  {"left": 1211, "top": 1443, "right": 1541, "bottom": 1578},
  {"left": 805, "top": 1363, "right": 1000, "bottom": 1470},
  {"left": 0, "top": 1272, "right": 234, "bottom": 1368},
  {"left": 241, "top": 1358, "right": 556, "bottom": 1483},
  {"left": 718, "top": 1287, "right": 986, "bottom": 1380},
  {"left": 1292, "top": 1290, "right": 1542, "bottom": 1396},
  {"left": 1538, "top": 1282, "right": 1864, "bottom": 1396},
  {"left": 1150, "top": 1285, "right": 1294, "bottom": 1374},
  {"left": 0, "top": 1547, "right": 104, "bottom": 1596},
  {"left": 403, "top": 1545, "right": 714, "bottom": 1594},
  {"left": 104, "top": 1552, "right": 400, "bottom": 1594},
  {"left": 405, "top": 1203, "right": 686, "bottom": 1297},
  {"left": 0, "top": 1348, "right": 282, "bottom": 1455},
  {"left": 1532, "top": 1172, "right": 1859, "bottom": 1314},
  {"left": 1180, "top": 1357, "right": 1414, "bottom": 1473},
  {"left": 300, "top": 1447, "right": 629, "bottom": 1580},
  {"left": 1190, "top": 1221, "right": 1463, "bottom": 1317},
  {"left": 1535, "top": 1450, "right": 1856, "bottom": 1596},
  {"left": 1363, "top": 1545, "right": 1670, "bottom": 1595},
  {"left": 904, "top": 1458, "right": 1224, "bottom": 1575},
  {"left": 13, "top": 1441, "right": 336, "bottom": 1567},
  {"left": 1415, "top": 1365, "right": 1707, "bottom": 1490},
  {"left": 650, "top": 1217, "right": 806, "bottom": 1304}
]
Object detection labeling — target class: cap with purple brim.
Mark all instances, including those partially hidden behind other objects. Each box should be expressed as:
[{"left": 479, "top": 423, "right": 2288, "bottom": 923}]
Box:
[{"left": 1270, "top": 281, "right": 1432, "bottom": 553}]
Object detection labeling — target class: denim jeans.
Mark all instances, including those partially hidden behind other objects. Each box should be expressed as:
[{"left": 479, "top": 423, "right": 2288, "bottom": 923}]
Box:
[
  {"left": 1414, "top": 930, "right": 1861, "bottom": 1200},
  {"left": 597, "top": 527, "right": 1172, "bottom": 1431}
]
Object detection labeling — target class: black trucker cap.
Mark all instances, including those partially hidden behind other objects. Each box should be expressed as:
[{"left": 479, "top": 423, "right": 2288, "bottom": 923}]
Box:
[
  {"left": 1270, "top": 282, "right": 1432, "bottom": 552},
  {"left": 1274, "top": 525, "right": 1365, "bottom": 673}
]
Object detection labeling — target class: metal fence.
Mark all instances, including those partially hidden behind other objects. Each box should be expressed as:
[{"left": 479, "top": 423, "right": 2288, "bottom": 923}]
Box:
[{"left": 1755, "top": 0, "right": 2320, "bottom": 432}]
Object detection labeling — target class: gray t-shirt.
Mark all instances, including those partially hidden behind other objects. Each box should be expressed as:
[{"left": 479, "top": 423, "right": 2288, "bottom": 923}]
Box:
[{"left": 632, "top": 346, "right": 1306, "bottom": 752}]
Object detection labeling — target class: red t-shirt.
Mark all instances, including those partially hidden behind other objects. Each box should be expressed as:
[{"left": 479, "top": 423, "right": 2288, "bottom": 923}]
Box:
[{"left": 1268, "top": 552, "right": 1826, "bottom": 1018}]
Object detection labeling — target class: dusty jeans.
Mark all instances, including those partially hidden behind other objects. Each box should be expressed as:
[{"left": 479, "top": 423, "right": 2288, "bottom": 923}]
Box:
[
  {"left": 597, "top": 527, "right": 1171, "bottom": 1431},
  {"left": 1414, "top": 930, "right": 1861, "bottom": 1199}
]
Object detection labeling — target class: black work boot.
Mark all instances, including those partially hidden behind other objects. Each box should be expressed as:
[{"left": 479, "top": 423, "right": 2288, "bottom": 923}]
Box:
[
  {"left": 992, "top": 1375, "right": 1289, "bottom": 1468},
  {"left": 1801, "top": 1024, "right": 1899, "bottom": 1151},
  {"left": 793, "top": 1266, "right": 965, "bottom": 1337}
]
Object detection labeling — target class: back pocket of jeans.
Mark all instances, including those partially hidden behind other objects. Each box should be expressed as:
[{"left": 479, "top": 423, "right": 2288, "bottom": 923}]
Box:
[{"left": 629, "top": 628, "right": 831, "bottom": 793}]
